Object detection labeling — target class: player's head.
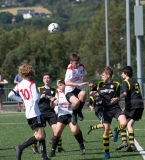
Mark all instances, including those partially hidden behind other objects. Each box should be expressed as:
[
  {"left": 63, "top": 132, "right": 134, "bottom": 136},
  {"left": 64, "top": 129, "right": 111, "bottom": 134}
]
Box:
[
  {"left": 100, "top": 66, "right": 113, "bottom": 82},
  {"left": 56, "top": 78, "right": 65, "bottom": 92},
  {"left": 70, "top": 52, "right": 80, "bottom": 69},
  {"left": 18, "top": 62, "right": 35, "bottom": 79},
  {"left": 42, "top": 72, "right": 52, "bottom": 85},
  {"left": 121, "top": 66, "right": 133, "bottom": 78}
]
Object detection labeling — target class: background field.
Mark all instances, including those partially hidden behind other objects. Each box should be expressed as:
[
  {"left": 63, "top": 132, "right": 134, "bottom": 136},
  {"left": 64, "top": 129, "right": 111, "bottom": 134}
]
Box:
[{"left": 0, "top": 110, "right": 144, "bottom": 160}]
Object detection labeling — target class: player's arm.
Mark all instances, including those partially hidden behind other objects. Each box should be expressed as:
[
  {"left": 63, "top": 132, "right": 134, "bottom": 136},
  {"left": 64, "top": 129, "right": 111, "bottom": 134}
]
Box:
[
  {"left": 84, "top": 74, "right": 94, "bottom": 87},
  {"left": 50, "top": 93, "right": 58, "bottom": 108},
  {"left": 0, "top": 79, "right": 8, "bottom": 84},
  {"left": 111, "top": 82, "right": 127, "bottom": 103},
  {"left": 8, "top": 85, "right": 23, "bottom": 102}
]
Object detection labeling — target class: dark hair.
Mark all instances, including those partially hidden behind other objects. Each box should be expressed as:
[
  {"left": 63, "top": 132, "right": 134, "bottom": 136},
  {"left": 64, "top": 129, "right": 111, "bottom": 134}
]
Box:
[
  {"left": 100, "top": 66, "right": 113, "bottom": 77},
  {"left": 57, "top": 78, "right": 65, "bottom": 85},
  {"left": 70, "top": 52, "right": 80, "bottom": 61},
  {"left": 122, "top": 66, "right": 133, "bottom": 77},
  {"left": 42, "top": 72, "right": 52, "bottom": 78}
]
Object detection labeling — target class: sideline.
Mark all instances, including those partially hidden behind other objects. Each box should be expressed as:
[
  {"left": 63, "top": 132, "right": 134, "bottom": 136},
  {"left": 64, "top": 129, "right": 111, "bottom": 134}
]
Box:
[{"left": 135, "top": 139, "right": 145, "bottom": 160}]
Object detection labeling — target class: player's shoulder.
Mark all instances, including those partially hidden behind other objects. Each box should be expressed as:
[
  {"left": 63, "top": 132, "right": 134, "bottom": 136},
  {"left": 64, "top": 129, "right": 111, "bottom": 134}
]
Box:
[
  {"left": 67, "top": 64, "right": 73, "bottom": 70},
  {"left": 112, "top": 80, "right": 120, "bottom": 85},
  {"left": 38, "top": 86, "right": 45, "bottom": 92}
]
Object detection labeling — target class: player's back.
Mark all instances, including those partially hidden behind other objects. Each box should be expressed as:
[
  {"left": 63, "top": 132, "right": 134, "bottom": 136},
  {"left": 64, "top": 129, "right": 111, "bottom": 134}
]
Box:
[{"left": 18, "top": 79, "right": 41, "bottom": 118}]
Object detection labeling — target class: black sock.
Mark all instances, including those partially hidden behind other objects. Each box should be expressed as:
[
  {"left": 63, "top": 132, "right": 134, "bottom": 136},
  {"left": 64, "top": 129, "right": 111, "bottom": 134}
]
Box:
[
  {"left": 72, "top": 109, "right": 77, "bottom": 116},
  {"left": 74, "top": 130, "right": 84, "bottom": 144},
  {"left": 52, "top": 136, "right": 59, "bottom": 151},
  {"left": 78, "top": 102, "right": 85, "bottom": 112},
  {"left": 19, "top": 136, "right": 37, "bottom": 151},
  {"left": 39, "top": 140, "right": 47, "bottom": 158}
]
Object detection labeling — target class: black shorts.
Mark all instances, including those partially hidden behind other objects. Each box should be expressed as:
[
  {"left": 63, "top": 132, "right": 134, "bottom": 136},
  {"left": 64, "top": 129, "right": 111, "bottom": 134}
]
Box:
[
  {"left": 124, "top": 108, "right": 144, "bottom": 121},
  {"left": 95, "top": 107, "right": 103, "bottom": 121},
  {"left": 103, "top": 107, "right": 124, "bottom": 124},
  {"left": 27, "top": 115, "right": 43, "bottom": 130},
  {"left": 57, "top": 114, "right": 72, "bottom": 125},
  {"left": 65, "top": 88, "right": 81, "bottom": 103},
  {"left": 41, "top": 114, "right": 57, "bottom": 127}
]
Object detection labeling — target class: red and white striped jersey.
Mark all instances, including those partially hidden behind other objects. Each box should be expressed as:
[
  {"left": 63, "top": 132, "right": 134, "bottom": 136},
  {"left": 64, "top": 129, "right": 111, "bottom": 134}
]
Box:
[
  {"left": 8, "top": 79, "right": 41, "bottom": 119},
  {"left": 65, "top": 63, "right": 87, "bottom": 93}
]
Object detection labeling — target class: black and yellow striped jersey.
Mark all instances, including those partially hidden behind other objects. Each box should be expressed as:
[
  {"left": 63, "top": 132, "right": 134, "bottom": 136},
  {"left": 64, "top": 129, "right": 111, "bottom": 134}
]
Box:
[
  {"left": 122, "top": 77, "right": 144, "bottom": 110},
  {"left": 38, "top": 86, "right": 56, "bottom": 116},
  {"left": 89, "top": 80, "right": 120, "bottom": 110}
]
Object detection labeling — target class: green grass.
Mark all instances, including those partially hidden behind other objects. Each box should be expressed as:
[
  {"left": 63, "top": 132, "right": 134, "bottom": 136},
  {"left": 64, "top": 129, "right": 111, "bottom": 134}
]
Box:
[{"left": 0, "top": 110, "right": 144, "bottom": 160}]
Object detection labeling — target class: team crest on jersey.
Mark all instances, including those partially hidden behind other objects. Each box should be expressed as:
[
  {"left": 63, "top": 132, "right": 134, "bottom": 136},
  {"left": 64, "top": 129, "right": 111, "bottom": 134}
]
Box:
[
  {"left": 51, "top": 90, "right": 54, "bottom": 94},
  {"left": 110, "top": 85, "right": 114, "bottom": 88}
]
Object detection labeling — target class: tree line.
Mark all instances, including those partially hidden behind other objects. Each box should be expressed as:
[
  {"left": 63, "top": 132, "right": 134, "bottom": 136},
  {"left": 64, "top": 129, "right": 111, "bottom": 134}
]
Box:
[{"left": 0, "top": 0, "right": 145, "bottom": 84}]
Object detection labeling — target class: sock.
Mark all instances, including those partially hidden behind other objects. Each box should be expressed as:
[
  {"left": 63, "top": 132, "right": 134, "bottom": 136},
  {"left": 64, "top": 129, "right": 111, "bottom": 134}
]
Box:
[
  {"left": 109, "top": 129, "right": 113, "bottom": 137},
  {"left": 103, "top": 135, "right": 109, "bottom": 153},
  {"left": 121, "top": 129, "right": 127, "bottom": 142},
  {"left": 74, "top": 130, "right": 84, "bottom": 145},
  {"left": 39, "top": 140, "right": 47, "bottom": 158},
  {"left": 78, "top": 101, "right": 85, "bottom": 112},
  {"left": 51, "top": 136, "right": 59, "bottom": 151},
  {"left": 128, "top": 130, "right": 134, "bottom": 147},
  {"left": 72, "top": 109, "right": 78, "bottom": 117},
  {"left": 57, "top": 136, "right": 62, "bottom": 149},
  {"left": 92, "top": 124, "right": 102, "bottom": 130},
  {"left": 117, "top": 125, "right": 126, "bottom": 132},
  {"left": 19, "top": 136, "right": 37, "bottom": 151}
]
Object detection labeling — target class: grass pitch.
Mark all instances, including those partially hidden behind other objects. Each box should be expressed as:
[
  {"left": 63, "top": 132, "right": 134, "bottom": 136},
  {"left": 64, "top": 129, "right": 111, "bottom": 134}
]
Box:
[{"left": 0, "top": 110, "right": 144, "bottom": 160}]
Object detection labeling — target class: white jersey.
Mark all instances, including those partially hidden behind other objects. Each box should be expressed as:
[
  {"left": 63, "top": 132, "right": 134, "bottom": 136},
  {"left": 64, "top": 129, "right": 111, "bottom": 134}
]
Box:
[
  {"left": 65, "top": 63, "right": 87, "bottom": 94},
  {"left": 8, "top": 79, "right": 41, "bottom": 119},
  {"left": 55, "top": 90, "right": 72, "bottom": 117}
]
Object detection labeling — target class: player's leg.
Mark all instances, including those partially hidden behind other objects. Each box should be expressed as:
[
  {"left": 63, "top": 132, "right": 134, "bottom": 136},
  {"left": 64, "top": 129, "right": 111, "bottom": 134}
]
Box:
[
  {"left": 30, "top": 116, "right": 47, "bottom": 154},
  {"left": 69, "top": 122, "right": 85, "bottom": 155},
  {"left": 88, "top": 109, "right": 104, "bottom": 134},
  {"left": 49, "top": 121, "right": 66, "bottom": 157},
  {"left": 103, "top": 123, "right": 110, "bottom": 159},
  {"left": 0, "top": 94, "right": 3, "bottom": 112},
  {"left": 15, "top": 116, "right": 50, "bottom": 160},
  {"left": 49, "top": 115, "right": 65, "bottom": 152},
  {"left": 66, "top": 92, "right": 80, "bottom": 125},
  {"left": 125, "top": 119, "right": 137, "bottom": 152},
  {"left": 125, "top": 108, "right": 143, "bottom": 152},
  {"left": 77, "top": 90, "right": 86, "bottom": 121},
  {"left": 114, "top": 108, "right": 127, "bottom": 142},
  {"left": 116, "top": 129, "right": 128, "bottom": 150},
  {"left": 17, "top": 102, "right": 21, "bottom": 112}
]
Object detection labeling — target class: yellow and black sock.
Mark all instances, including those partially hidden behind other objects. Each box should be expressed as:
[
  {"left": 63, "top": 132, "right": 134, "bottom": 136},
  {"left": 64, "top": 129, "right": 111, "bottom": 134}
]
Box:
[
  {"left": 128, "top": 130, "right": 134, "bottom": 146},
  {"left": 57, "top": 136, "right": 62, "bottom": 149},
  {"left": 92, "top": 124, "right": 102, "bottom": 130},
  {"left": 117, "top": 125, "right": 126, "bottom": 132},
  {"left": 103, "top": 135, "right": 109, "bottom": 153},
  {"left": 121, "top": 129, "right": 127, "bottom": 142},
  {"left": 109, "top": 129, "right": 113, "bottom": 137}
]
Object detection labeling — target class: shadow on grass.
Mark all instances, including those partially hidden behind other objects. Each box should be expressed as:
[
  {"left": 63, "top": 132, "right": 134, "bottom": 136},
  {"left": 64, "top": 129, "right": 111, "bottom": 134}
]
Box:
[{"left": 0, "top": 147, "right": 14, "bottom": 150}]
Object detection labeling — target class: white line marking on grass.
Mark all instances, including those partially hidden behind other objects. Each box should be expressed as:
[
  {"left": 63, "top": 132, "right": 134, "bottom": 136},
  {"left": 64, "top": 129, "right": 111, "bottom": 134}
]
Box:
[
  {"left": 0, "top": 122, "right": 26, "bottom": 124},
  {"left": 134, "top": 139, "right": 145, "bottom": 160}
]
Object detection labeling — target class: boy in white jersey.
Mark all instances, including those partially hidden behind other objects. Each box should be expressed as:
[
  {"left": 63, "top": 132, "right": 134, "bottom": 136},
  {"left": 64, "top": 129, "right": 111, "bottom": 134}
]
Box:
[
  {"left": 65, "top": 53, "right": 93, "bottom": 125},
  {"left": 48, "top": 78, "right": 85, "bottom": 157},
  {"left": 8, "top": 62, "right": 50, "bottom": 160}
]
